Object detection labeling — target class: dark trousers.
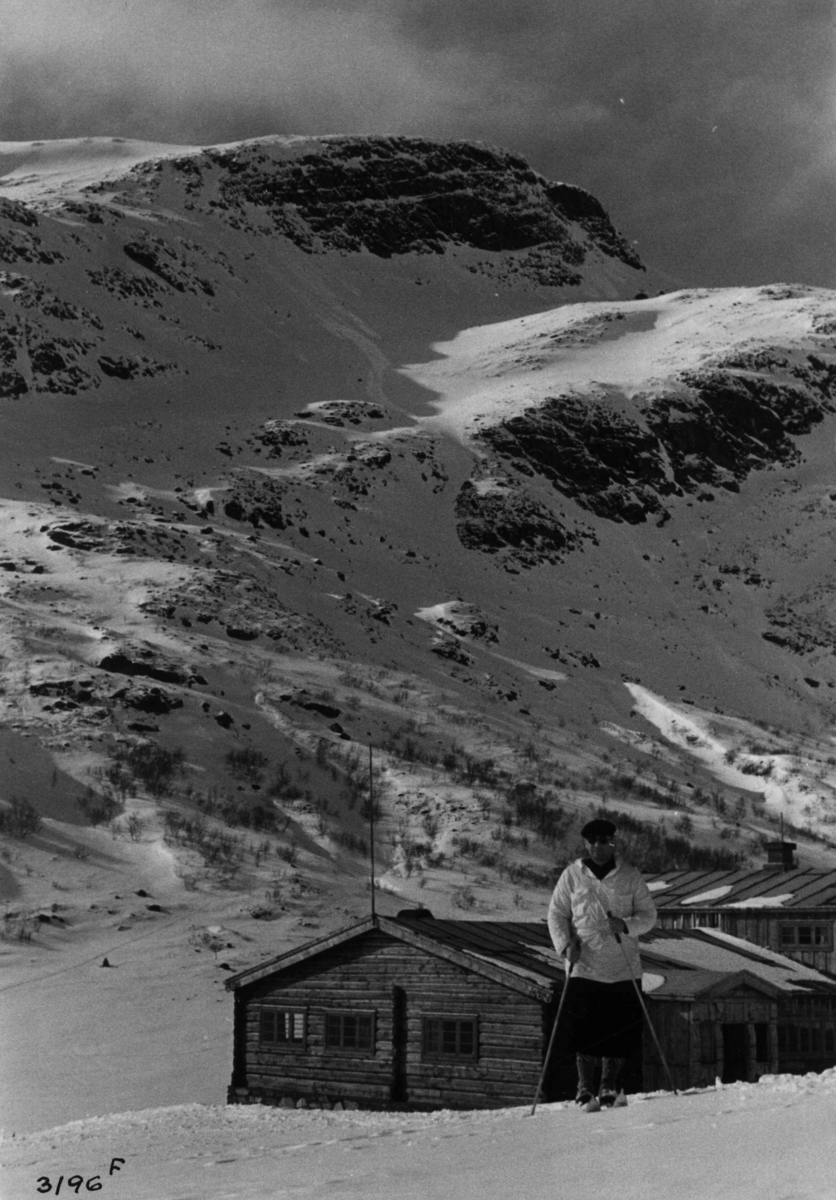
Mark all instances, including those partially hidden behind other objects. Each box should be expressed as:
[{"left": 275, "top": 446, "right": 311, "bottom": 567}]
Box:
[{"left": 568, "top": 978, "right": 643, "bottom": 1058}]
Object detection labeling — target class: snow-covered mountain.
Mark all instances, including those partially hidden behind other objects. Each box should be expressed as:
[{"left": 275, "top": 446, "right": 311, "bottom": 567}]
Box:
[{"left": 3, "top": 135, "right": 836, "bottom": 1141}]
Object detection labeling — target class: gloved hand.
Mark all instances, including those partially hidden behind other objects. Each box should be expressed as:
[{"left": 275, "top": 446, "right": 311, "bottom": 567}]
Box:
[
  {"left": 606, "top": 913, "right": 628, "bottom": 938},
  {"left": 564, "top": 938, "right": 582, "bottom": 964}
]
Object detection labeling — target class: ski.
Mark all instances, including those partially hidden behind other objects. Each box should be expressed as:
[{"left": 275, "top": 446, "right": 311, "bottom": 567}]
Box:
[{"left": 581, "top": 1092, "right": 627, "bottom": 1112}]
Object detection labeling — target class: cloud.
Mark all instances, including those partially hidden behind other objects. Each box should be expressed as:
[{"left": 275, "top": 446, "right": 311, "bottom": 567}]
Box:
[{"left": 0, "top": 0, "right": 834, "bottom": 286}]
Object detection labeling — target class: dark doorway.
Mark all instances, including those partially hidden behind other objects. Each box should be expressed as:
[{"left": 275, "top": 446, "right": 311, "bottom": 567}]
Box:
[
  {"left": 722, "top": 1023, "right": 749, "bottom": 1083},
  {"left": 391, "top": 986, "right": 408, "bottom": 1104}
]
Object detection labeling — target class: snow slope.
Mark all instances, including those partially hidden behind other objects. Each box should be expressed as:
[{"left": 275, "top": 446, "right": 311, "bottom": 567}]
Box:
[
  {"left": 3, "top": 1073, "right": 836, "bottom": 1200},
  {"left": 0, "top": 138, "right": 201, "bottom": 205},
  {"left": 404, "top": 285, "right": 832, "bottom": 443}
]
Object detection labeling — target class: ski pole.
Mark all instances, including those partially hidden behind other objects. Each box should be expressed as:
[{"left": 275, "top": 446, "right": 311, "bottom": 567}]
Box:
[
  {"left": 607, "top": 909, "right": 678, "bottom": 1095},
  {"left": 530, "top": 955, "right": 573, "bottom": 1116}
]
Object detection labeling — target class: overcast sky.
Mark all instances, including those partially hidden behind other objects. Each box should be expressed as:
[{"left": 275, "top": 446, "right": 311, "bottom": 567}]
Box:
[{"left": 2, "top": 0, "right": 834, "bottom": 288}]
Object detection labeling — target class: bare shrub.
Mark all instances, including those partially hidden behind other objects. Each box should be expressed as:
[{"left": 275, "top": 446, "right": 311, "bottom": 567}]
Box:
[
  {"left": 77, "top": 788, "right": 119, "bottom": 827},
  {"left": 109, "top": 742, "right": 184, "bottom": 797},
  {"left": 225, "top": 747, "right": 269, "bottom": 786},
  {"left": 335, "top": 830, "right": 368, "bottom": 856},
  {"left": 0, "top": 797, "right": 42, "bottom": 839}
]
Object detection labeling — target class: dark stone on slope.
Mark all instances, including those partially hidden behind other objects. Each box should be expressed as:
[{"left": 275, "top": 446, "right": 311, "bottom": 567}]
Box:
[{"left": 99, "top": 651, "right": 186, "bottom": 685}]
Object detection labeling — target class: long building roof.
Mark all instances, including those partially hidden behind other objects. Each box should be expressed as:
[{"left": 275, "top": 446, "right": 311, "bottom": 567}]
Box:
[
  {"left": 646, "top": 867, "right": 836, "bottom": 910},
  {"left": 226, "top": 914, "right": 836, "bottom": 1002}
]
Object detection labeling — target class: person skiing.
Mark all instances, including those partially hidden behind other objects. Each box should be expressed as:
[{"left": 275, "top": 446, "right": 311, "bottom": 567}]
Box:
[{"left": 547, "top": 817, "right": 657, "bottom": 1108}]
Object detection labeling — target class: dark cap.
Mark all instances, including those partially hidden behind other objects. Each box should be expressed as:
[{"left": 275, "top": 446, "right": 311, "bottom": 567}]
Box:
[{"left": 581, "top": 818, "right": 616, "bottom": 841}]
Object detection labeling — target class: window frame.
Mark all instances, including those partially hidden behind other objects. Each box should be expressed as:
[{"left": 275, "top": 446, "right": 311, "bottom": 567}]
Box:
[
  {"left": 323, "top": 1010, "right": 377, "bottom": 1055},
  {"left": 421, "top": 1014, "right": 480, "bottom": 1063},
  {"left": 259, "top": 1006, "right": 308, "bottom": 1050},
  {"left": 779, "top": 922, "right": 832, "bottom": 949}
]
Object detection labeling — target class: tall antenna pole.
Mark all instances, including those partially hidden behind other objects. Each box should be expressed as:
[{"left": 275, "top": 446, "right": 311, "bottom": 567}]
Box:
[{"left": 369, "top": 744, "right": 376, "bottom": 920}]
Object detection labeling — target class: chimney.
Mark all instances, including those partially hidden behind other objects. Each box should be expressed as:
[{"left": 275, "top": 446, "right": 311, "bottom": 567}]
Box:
[{"left": 764, "top": 840, "right": 797, "bottom": 870}]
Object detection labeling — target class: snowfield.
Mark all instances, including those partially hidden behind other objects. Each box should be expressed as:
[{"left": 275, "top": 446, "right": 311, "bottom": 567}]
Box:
[
  {"left": 403, "top": 286, "right": 833, "bottom": 444},
  {"left": 3, "top": 1073, "right": 836, "bottom": 1200}
]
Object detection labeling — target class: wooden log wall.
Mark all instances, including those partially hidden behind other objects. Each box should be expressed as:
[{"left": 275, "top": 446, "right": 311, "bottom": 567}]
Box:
[
  {"left": 657, "top": 909, "right": 836, "bottom": 974},
  {"left": 232, "top": 929, "right": 547, "bottom": 1110},
  {"left": 643, "top": 994, "right": 778, "bottom": 1092}
]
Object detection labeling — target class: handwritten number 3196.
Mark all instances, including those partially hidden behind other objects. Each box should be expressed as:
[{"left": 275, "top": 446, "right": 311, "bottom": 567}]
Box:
[
  {"left": 37, "top": 1158, "right": 125, "bottom": 1192},
  {"left": 37, "top": 1179, "right": 101, "bottom": 1193}
]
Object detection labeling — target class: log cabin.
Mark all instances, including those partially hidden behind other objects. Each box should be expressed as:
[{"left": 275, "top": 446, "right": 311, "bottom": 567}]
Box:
[{"left": 225, "top": 910, "right": 836, "bottom": 1111}]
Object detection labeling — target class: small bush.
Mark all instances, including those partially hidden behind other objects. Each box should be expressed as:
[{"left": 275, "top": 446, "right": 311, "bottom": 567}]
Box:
[
  {"left": 0, "top": 797, "right": 41, "bottom": 839},
  {"left": 225, "top": 747, "right": 269, "bottom": 786},
  {"left": 277, "top": 841, "right": 298, "bottom": 867},
  {"left": 109, "top": 742, "right": 184, "bottom": 797},
  {"left": 77, "top": 789, "right": 119, "bottom": 827},
  {"left": 126, "top": 813, "right": 145, "bottom": 841},
  {"left": 335, "top": 830, "right": 368, "bottom": 856},
  {"left": 2, "top": 910, "right": 38, "bottom": 941},
  {"left": 267, "top": 763, "right": 304, "bottom": 801}
]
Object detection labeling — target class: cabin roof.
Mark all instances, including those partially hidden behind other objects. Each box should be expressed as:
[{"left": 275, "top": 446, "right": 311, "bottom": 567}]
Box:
[
  {"left": 225, "top": 914, "right": 836, "bottom": 1002},
  {"left": 646, "top": 866, "right": 836, "bottom": 910},
  {"left": 224, "top": 916, "right": 565, "bottom": 1001},
  {"left": 639, "top": 927, "right": 836, "bottom": 997}
]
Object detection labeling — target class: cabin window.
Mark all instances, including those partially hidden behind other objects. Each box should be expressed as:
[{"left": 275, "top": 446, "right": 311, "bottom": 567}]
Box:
[
  {"left": 324, "top": 1012, "right": 375, "bottom": 1053},
  {"left": 779, "top": 923, "right": 832, "bottom": 948},
  {"left": 260, "top": 1007, "right": 306, "bottom": 1048},
  {"left": 422, "top": 1016, "right": 479, "bottom": 1061},
  {"left": 778, "top": 1023, "right": 831, "bottom": 1056}
]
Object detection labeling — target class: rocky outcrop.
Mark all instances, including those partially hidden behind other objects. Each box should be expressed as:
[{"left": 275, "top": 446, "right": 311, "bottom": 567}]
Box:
[
  {"left": 455, "top": 477, "right": 591, "bottom": 565},
  {"left": 139, "top": 136, "right": 643, "bottom": 275},
  {"left": 477, "top": 355, "right": 836, "bottom": 525},
  {"left": 122, "top": 233, "right": 215, "bottom": 296},
  {"left": 222, "top": 476, "right": 286, "bottom": 529},
  {"left": 98, "top": 649, "right": 195, "bottom": 686}
]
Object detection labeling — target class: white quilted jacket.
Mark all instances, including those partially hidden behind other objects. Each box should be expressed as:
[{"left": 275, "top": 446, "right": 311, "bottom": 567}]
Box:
[{"left": 547, "top": 858, "right": 657, "bottom": 983}]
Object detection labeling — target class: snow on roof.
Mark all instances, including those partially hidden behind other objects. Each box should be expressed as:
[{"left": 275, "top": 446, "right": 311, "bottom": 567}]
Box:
[
  {"left": 643, "top": 927, "right": 836, "bottom": 993},
  {"left": 641, "top": 972, "right": 666, "bottom": 993},
  {"left": 723, "top": 894, "right": 795, "bottom": 909},
  {"left": 682, "top": 885, "right": 733, "bottom": 905},
  {"left": 645, "top": 866, "right": 836, "bottom": 909}
]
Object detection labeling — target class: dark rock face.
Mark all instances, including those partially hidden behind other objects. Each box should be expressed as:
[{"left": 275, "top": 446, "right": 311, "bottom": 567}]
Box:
[
  {"left": 159, "top": 136, "right": 642, "bottom": 272},
  {"left": 223, "top": 477, "right": 286, "bottom": 529},
  {"left": 652, "top": 370, "right": 831, "bottom": 486},
  {"left": 477, "top": 354, "right": 836, "bottom": 526},
  {"left": 455, "top": 478, "right": 589, "bottom": 564},
  {"left": 123, "top": 233, "right": 215, "bottom": 296},
  {"left": 481, "top": 395, "right": 674, "bottom": 525}
]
